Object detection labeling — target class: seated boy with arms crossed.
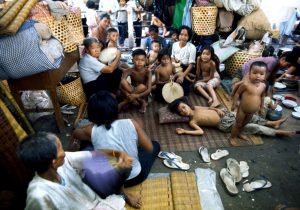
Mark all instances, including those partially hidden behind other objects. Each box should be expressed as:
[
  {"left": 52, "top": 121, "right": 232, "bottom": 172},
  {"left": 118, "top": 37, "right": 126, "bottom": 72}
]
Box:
[
  {"left": 230, "top": 61, "right": 267, "bottom": 146},
  {"left": 120, "top": 49, "right": 152, "bottom": 113}
]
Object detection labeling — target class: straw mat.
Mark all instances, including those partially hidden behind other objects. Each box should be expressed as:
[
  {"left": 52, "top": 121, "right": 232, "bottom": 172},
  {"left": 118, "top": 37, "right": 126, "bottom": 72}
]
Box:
[{"left": 125, "top": 172, "right": 202, "bottom": 210}]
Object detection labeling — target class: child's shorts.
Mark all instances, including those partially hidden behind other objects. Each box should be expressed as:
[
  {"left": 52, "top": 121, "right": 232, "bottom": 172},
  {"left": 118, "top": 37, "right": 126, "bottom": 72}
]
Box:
[{"left": 194, "top": 72, "right": 220, "bottom": 89}]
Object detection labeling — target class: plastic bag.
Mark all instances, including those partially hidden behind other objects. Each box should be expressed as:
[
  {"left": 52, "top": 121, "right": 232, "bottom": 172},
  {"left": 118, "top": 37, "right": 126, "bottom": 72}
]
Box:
[{"left": 195, "top": 168, "right": 224, "bottom": 210}]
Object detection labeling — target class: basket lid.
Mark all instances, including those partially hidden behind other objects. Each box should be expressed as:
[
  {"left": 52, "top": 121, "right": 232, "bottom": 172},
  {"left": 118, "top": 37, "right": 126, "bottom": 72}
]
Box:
[{"left": 162, "top": 81, "right": 184, "bottom": 103}]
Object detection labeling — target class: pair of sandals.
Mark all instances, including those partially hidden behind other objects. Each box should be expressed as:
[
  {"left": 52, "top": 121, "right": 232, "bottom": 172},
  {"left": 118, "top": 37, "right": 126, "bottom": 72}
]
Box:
[
  {"left": 158, "top": 151, "right": 190, "bottom": 171},
  {"left": 199, "top": 147, "right": 230, "bottom": 163}
]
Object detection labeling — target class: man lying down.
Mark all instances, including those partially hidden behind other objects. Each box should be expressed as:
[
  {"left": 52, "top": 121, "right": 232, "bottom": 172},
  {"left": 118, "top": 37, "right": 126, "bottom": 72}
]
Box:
[{"left": 168, "top": 97, "right": 296, "bottom": 141}]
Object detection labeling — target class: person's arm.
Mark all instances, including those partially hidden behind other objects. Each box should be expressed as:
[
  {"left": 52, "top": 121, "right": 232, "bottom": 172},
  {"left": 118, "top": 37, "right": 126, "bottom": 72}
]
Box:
[
  {"left": 101, "top": 50, "right": 121, "bottom": 73},
  {"left": 94, "top": 149, "right": 133, "bottom": 169},
  {"left": 176, "top": 63, "right": 194, "bottom": 84},
  {"left": 155, "top": 66, "right": 163, "bottom": 85},
  {"left": 231, "top": 83, "right": 245, "bottom": 111},
  {"left": 259, "top": 85, "right": 266, "bottom": 114},
  {"left": 131, "top": 119, "right": 153, "bottom": 152},
  {"left": 176, "top": 120, "right": 204, "bottom": 135},
  {"left": 276, "top": 66, "right": 297, "bottom": 81},
  {"left": 196, "top": 56, "right": 201, "bottom": 81}
]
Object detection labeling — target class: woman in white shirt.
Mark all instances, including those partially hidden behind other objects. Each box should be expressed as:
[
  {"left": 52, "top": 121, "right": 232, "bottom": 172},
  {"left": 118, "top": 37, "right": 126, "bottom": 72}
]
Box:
[{"left": 171, "top": 25, "right": 197, "bottom": 95}]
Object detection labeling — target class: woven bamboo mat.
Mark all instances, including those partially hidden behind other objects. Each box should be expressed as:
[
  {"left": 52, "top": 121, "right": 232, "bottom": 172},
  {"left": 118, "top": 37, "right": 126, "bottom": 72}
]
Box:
[
  {"left": 125, "top": 172, "right": 202, "bottom": 210},
  {"left": 171, "top": 172, "right": 202, "bottom": 210},
  {"left": 125, "top": 176, "right": 173, "bottom": 210}
]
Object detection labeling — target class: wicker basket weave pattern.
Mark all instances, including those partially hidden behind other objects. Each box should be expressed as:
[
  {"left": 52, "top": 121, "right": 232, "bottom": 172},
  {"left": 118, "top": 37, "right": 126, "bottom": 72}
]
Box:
[
  {"left": 191, "top": 6, "right": 218, "bottom": 36},
  {"left": 225, "top": 51, "right": 260, "bottom": 78},
  {"left": 56, "top": 77, "right": 86, "bottom": 106},
  {"left": 67, "top": 11, "right": 84, "bottom": 45}
]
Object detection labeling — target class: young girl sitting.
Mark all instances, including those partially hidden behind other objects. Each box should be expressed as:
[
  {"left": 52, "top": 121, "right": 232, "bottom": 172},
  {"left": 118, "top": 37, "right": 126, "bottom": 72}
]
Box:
[
  {"left": 194, "top": 45, "right": 221, "bottom": 108},
  {"left": 79, "top": 37, "right": 122, "bottom": 99}
]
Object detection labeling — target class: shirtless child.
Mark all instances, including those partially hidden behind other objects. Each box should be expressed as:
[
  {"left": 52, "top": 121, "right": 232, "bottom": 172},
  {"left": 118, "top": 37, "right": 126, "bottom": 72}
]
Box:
[
  {"left": 230, "top": 61, "right": 267, "bottom": 146},
  {"left": 168, "top": 96, "right": 294, "bottom": 137},
  {"left": 154, "top": 48, "right": 177, "bottom": 102},
  {"left": 194, "top": 46, "right": 221, "bottom": 108},
  {"left": 107, "top": 27, "right": 119, "bottom": 48},
  {"left": 147, "top": 40, "right": 160, "bottom": 66},
  {"left": 120, "top": 49, "right": 152, "bottom": 113}
]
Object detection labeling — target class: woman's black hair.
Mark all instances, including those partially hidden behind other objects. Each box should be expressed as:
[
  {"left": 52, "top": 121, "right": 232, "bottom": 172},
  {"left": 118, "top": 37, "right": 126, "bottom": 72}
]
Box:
[
  {"left": 178, "top": 25, "right": 192, "bottom": 41},
  {"left": 88, "top": 91, "right": 118, "bottom": 129},
  {"left": 83, "top": 37, "right": 99, "bottom": 48},
  {"left": 157, "top": 48, "right": 170, "bottom": 62},
  {"left": 168, "top": 96, "right": 193, "bottom": 115},
  {"left": 17, "top": 132, "right": 57, "bottom": 173}
]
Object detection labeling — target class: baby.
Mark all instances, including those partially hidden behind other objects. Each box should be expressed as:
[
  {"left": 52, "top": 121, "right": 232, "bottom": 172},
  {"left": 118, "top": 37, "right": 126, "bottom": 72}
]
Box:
[
  {"left": 147, "top": 40, "right": 160, "bottom": 66},
  {"left": 154, "top": 48, "right": 177, "bottom": 102},
  {"left": 107, "top": 27, "right": 119, "bottom": 48},
  {"left": 230, "top": 61, "right": 267, "bottom": 146}
]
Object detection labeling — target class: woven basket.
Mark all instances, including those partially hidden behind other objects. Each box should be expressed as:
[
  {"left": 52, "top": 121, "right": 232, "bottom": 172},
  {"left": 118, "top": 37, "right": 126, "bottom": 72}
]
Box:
[
  {"left": 225, "top": 51, "right": 260, "bottom": 78},
  {"left": 56, "top": 77, "right": 86, "bottom": 106},
  {"left": 191, "top": 6, "right": 218, "bottom": 36},
  {"left": 67, "top": 10, "right": 84, "bottom": 45}
]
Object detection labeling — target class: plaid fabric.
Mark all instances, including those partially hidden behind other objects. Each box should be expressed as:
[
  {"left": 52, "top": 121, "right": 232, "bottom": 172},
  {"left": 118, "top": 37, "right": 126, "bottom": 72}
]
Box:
[
  {"left": 0, "top": 24, "right": 63, "bottom": 80},
  {"left": 119, "top": 87, "right": 263, "bottom": 152}
]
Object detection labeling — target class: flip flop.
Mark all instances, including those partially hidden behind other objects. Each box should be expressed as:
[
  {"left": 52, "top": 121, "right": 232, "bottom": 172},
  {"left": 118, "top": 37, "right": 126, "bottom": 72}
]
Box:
[
  {"left": 239, "top": 161, "right": 249, "bottom": 178},
  {"left": 158, "top": 151, "right": 182, "bottom": 161},
  {"left": 198, "top": 146, "right": 210, "bottom": 163},
  {"left": 211, "top": 149, "right": 229, "bottom": 160},
  {"left": 226, "top": 158, "right": 242, "bottom": 183},
  {"left": 220, "top": 168, "right": 238, "bottom": 195},
  {"left": 163, "top": 159, "right": 190, "bottom": 171},
  {"left": 243, "top": 176, "right": 272, "bottom": 192}
]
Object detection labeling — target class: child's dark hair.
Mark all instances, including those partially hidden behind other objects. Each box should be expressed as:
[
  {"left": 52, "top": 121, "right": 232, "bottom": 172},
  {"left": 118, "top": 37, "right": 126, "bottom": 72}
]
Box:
[
  {"left": 249, "top": 61, "right": 268, "bottom": 73},
  {"left": 88, "top": 91, "right": 118, "bottom": 130},
  {"left": 86, "top": 0, "right": 96, "bottom": 9},
  {"left": 100, "top": 13, "right": 111, "bottom": 20},
  {"left": 178, "top": 25, "right": 192, "bottom": 41},
  {"left": 168, "top": 96, "right": 193, "bottom": 115},
  {"left": 169, "top": 28, "right": 178, "bottom": 37},
  {"left": 132, "top": 49, "right": 147, "bottom": 58},
  {"left": 108, "top": 27, "right": 118, "bottom": 34},
  {"left": 151, "top": 40, "right": 160, "bottom": 45},
  {"left": 83, "top": 37, "right": 99, "bottom": 48},
  {"left": 157, "top": 48, "right": 170, "bottom": 62},
  {"left": 149, "top": 25, "right": 159, "bottom": 33}
]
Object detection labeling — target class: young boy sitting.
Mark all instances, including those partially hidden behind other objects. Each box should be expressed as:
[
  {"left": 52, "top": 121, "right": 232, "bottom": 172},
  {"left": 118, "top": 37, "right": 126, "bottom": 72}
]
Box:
[
  {"left": 120, "top": 49, "right": 152, "bottom": 113},
  {"left": 230, "top": 61, "right": 267, "bottom": 146},
  {"left": 154, "top": 48, "right": 177, "bottom": 102},
  {"left": 107, "top": 27, "right": 119, "bottom": 48}
]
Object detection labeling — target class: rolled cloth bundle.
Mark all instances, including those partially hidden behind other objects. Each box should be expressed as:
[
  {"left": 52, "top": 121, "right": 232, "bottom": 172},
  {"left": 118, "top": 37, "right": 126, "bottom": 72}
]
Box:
[
  {"left": 0, "top": 0, "right": 18, "bottom": 18},
  {"left": 0, "top": 0, "right": 38, "bottom": 35},
  {"left": 0, "top": 0, "right": 28, "bottom": 30}
]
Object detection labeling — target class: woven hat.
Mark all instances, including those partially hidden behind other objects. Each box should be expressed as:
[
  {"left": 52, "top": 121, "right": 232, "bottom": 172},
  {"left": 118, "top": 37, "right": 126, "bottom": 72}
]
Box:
[
  {"left": 162, "top": 81, "right": 184, "bottom": 103},
  {"left": 99, "top": 47, "right": 118, "bottom": 64}
]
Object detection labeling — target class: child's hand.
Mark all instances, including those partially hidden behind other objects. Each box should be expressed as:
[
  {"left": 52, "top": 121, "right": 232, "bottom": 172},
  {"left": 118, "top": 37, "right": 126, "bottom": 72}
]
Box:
[
  {"left": 215, "top": 109, "right": 225, "bottom": 117},
  {"left": 128, "top": 94, "right": 138, "bottom": 102},
  {"left": 117, "top": 151, "right": 133, "bottom": 169},
  {"left": 176, "top": 128, "right": 185, "bottom": 135}
]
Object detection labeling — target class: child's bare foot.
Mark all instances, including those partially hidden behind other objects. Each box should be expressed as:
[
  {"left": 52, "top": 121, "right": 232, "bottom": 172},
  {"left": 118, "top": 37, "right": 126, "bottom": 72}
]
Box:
[
  {"left": 207, "top": 97, "right": 213, "bottom": 106},
  {"left": 210, "top": 99, "right": 221, "bottom": 108},
  {"left": 124, "top": 192, "right": 142, "bottom": 208},
  {"left": 273, "top": 116, "right": 288, "bottom": 129},
  {"left": 276, "top": 130, "right": 296, "bottom": 138},
  {"left": 138, "top": 100, "right": 148, "bottom": 113},
  {"left": 229, "top": 137, "right": 239, "bottom": 146},
  {"left": 238, "top": 134, "right": 250, "bottom": 142}
]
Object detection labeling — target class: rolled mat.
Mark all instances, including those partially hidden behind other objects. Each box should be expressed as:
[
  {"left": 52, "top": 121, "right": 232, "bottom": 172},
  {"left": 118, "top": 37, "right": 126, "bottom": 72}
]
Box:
[
  {"left": 0, "top": 0, "right": 18, "bottom": 18},
  {"left": 0, "top": 0, "right": 28, "bottom": 30},
  {"left": 0, "top": 0, "right": 38, "bottom": 35}
]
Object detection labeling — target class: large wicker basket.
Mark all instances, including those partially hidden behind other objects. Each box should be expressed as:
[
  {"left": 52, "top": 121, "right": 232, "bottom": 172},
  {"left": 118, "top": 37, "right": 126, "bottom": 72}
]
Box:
[
  {"left": 225, "top": 51, "right": 260, "bottom": 78},
  {"left": 191, "top": 6, "right": 218, "bottom": 36},
  {"left": 56, "top": 77, "right": 86, "bottom": 106},
  {"left": 67, "top": 10, "right": 84, "bottom": 46}
]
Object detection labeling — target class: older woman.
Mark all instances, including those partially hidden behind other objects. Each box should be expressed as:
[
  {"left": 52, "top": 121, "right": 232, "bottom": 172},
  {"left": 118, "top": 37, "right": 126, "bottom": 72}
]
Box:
[{"left": 171, "top": 25, "right": 197, "bottom": 95}]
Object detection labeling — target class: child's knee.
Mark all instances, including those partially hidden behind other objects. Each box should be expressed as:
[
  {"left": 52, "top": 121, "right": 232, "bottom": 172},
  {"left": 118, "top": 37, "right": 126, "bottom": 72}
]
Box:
[{"left": 136, "top": 84, "right": 147, "bottom": 92}]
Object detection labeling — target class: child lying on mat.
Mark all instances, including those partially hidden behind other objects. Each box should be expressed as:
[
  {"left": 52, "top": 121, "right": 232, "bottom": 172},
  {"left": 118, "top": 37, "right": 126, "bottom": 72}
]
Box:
[
  {"left": 168, "top": 97, "right": 295, "bottom": 142},
  {"left": 230, "top": 61, "right": 267, "bottom": 146}
]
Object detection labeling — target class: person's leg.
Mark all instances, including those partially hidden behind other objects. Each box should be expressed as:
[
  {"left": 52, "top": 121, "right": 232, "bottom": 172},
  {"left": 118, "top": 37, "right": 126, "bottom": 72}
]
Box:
[
  {"left": 265, "top": 116, "right": 288, "bottom": 129},
  {"left": 133, "top": 20, "right": 142, "bottom": 47},
  {"left": 118, "top": 23, "right": 125, "bottom": 45},
  {"left": 83, "top": 80, "right": 96, "bottom": 99},
  {"left": 108, "top": 68, "right": 122, "bottom": 92},
  {"left": 230, "top": 108, "right": 246, "bottom": 146},
  {"left": 196, "top": 86, "right": 212, "bottom": 105},
  {"left": 182, "top": 78, "right": 192, "bottom": 96},
  {"left": 207, "top": 85, "right": 220, "bottom": 107},
  {"left": 124, "top": 141, "right": 160, "bottom": 187}
]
